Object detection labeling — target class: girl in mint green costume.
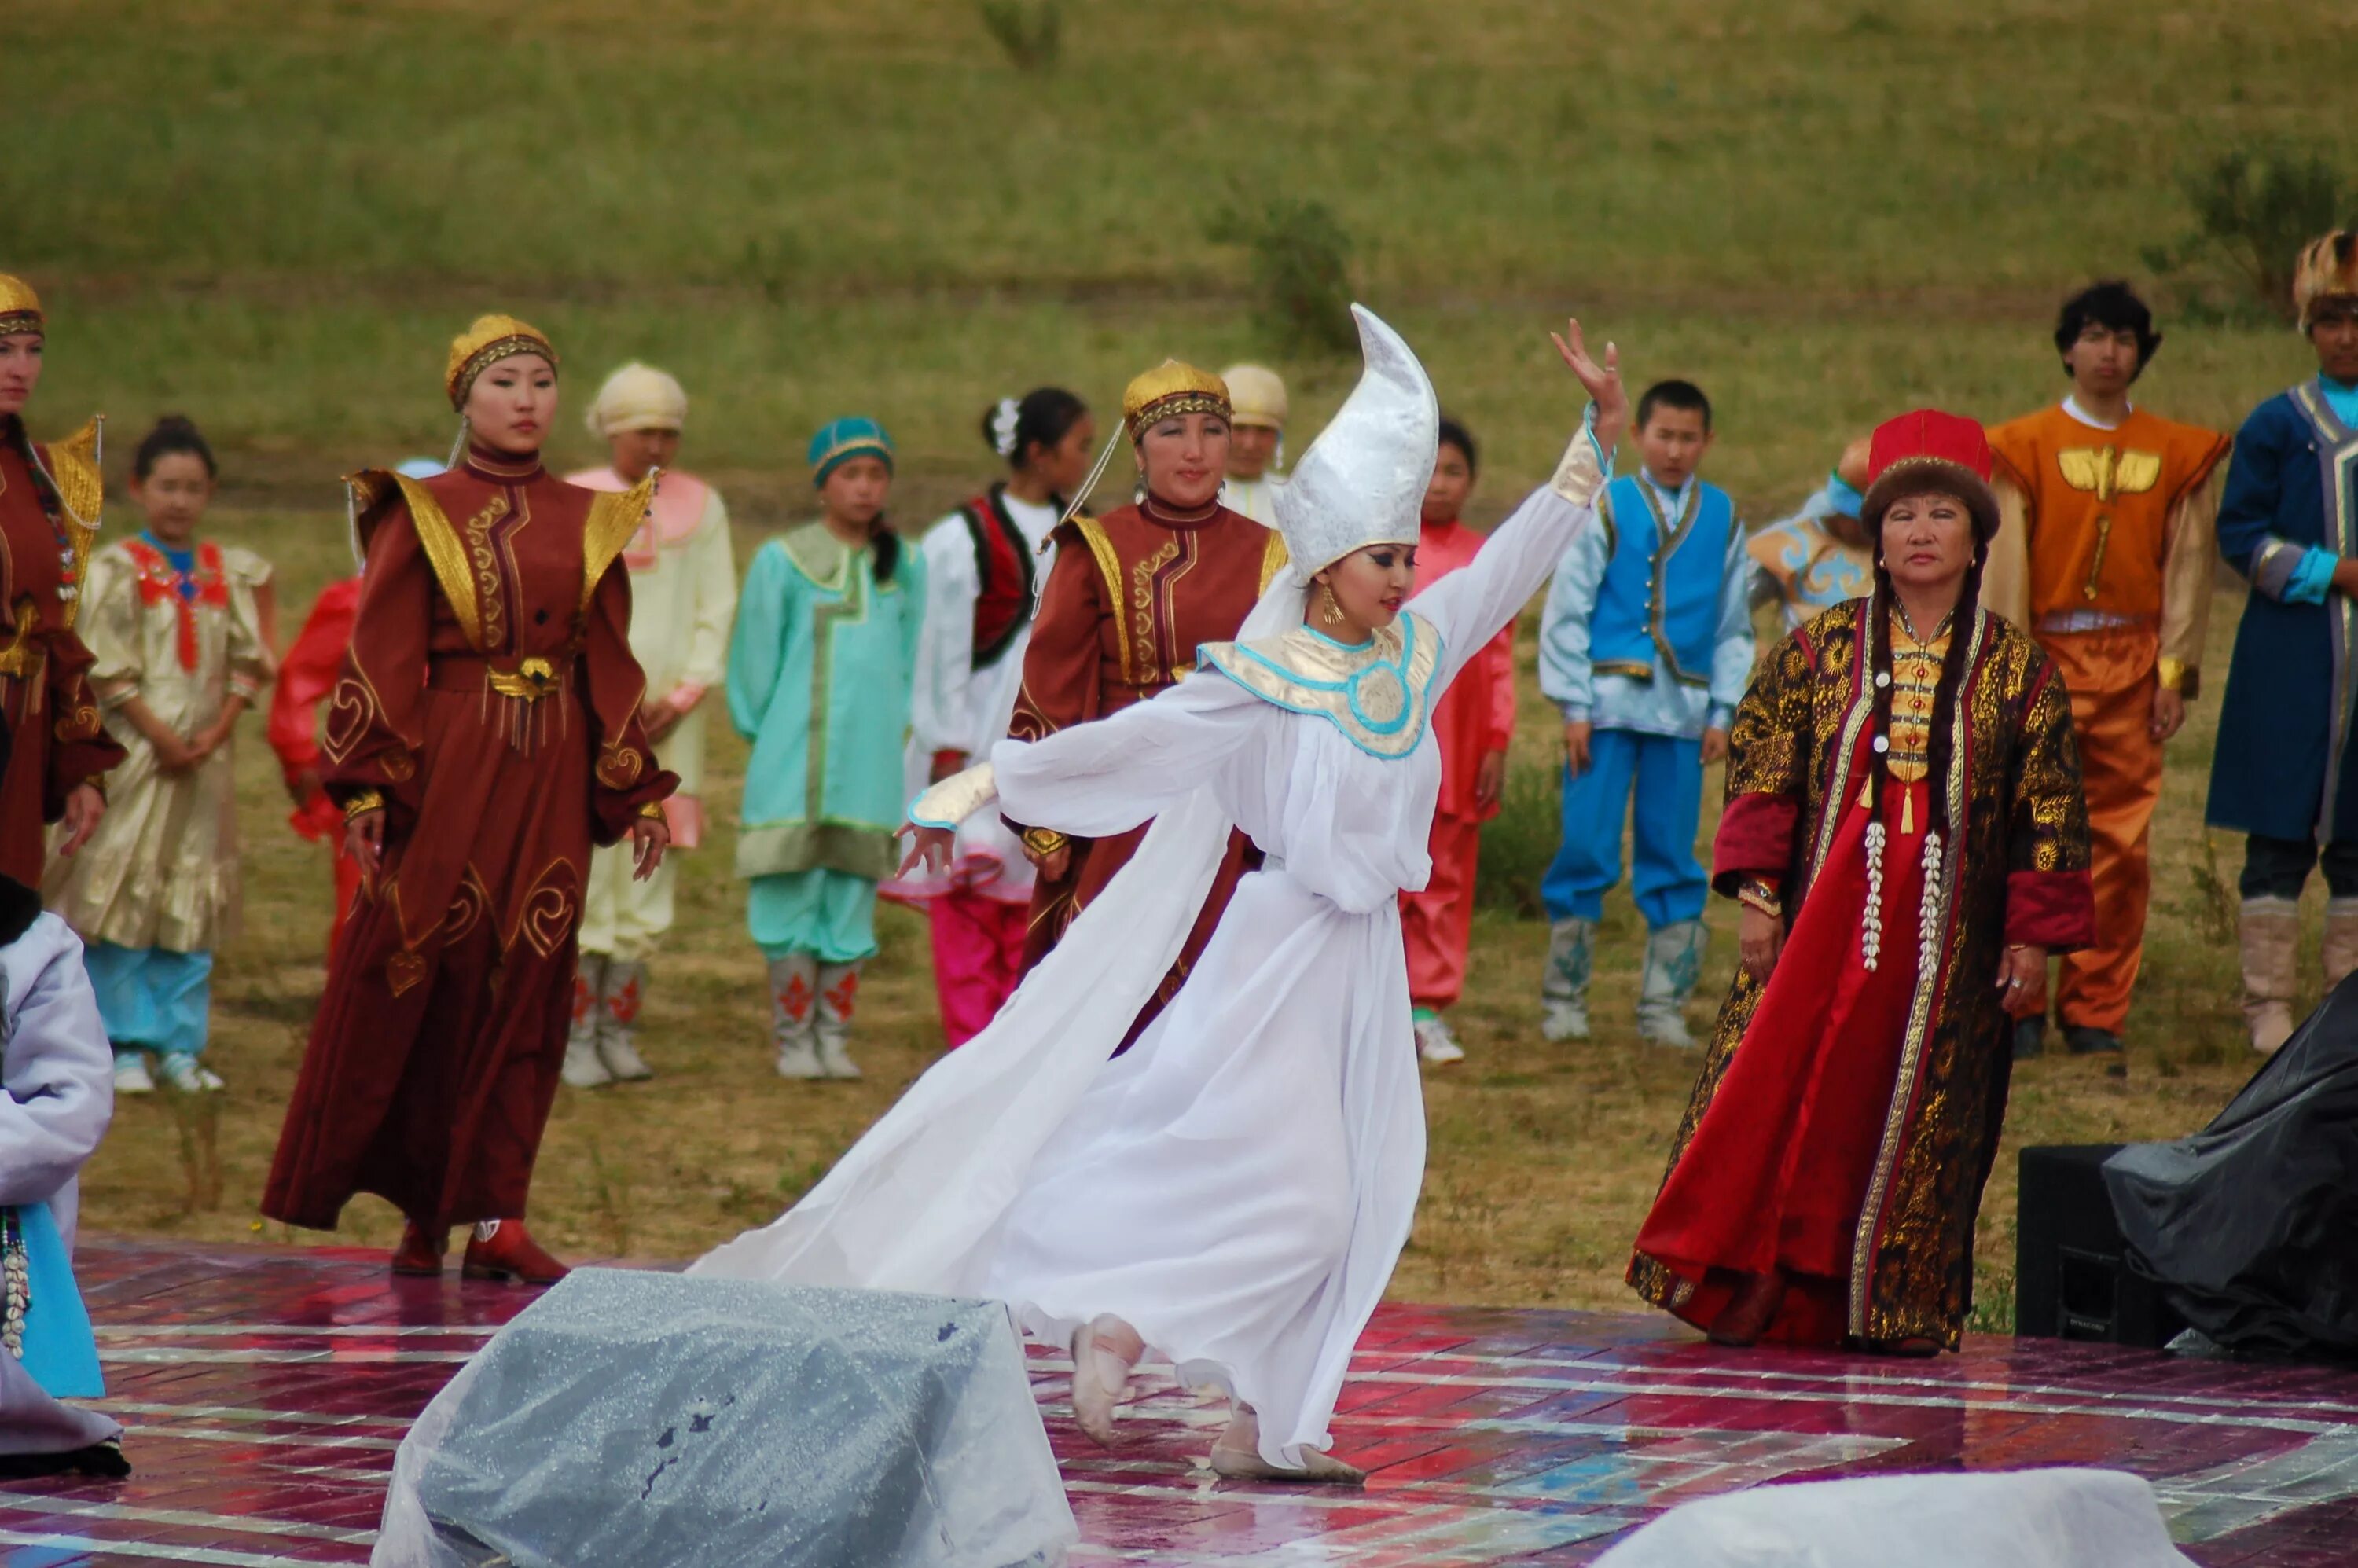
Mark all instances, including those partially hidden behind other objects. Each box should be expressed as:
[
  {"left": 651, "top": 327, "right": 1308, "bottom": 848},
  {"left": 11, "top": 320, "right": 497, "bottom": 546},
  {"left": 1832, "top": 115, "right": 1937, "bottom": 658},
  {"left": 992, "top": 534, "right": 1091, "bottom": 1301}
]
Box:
[{"left": 729, "top": 418, "right": 924, "bottom": 1081}]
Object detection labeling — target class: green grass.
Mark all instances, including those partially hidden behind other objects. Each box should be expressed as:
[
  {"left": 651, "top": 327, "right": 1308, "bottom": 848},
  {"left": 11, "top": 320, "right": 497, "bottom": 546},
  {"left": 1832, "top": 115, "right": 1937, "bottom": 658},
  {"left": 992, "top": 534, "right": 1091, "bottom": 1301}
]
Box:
[{"left": 28, "top": 0, "right": 2357, "bottom": 1312}]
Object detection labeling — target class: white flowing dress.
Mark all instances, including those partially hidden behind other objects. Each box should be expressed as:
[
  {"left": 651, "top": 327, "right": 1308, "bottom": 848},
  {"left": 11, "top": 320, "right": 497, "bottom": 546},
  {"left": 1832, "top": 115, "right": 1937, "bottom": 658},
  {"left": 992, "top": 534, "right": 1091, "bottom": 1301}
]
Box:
[{"left": 696, "top": 431, "right": 1603, "bottom": 1467}]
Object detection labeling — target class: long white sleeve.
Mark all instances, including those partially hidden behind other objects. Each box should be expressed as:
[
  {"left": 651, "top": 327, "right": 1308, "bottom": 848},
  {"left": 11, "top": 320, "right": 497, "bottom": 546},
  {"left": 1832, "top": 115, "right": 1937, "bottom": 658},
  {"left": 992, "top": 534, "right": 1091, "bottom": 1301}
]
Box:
[
  {"left": 0, "top": 916, "right": 113, "bottom": 1247},
  {"left": 678, "top": 490, "right": 739, "bottom": 692},
  {"left": 1412, "top": 415, "right": 1611, "bottom": 693},
  {"left": 909, "top": 514, "right": 983, "bottom": 760}
]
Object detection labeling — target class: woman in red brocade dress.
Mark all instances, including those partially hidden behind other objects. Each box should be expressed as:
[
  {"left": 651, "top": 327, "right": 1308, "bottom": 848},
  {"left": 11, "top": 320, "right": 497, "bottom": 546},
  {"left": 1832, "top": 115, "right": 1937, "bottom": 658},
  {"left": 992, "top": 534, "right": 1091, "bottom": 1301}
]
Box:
[
  {"left": 1628, "top": 411, "right": 2094, "bottom": 1355},
  {"left": 0, "top": 275, "right": 125, "bottom": 881},
  {"left": 262, "top": 317, "right": 674, "bottom": 1284}
]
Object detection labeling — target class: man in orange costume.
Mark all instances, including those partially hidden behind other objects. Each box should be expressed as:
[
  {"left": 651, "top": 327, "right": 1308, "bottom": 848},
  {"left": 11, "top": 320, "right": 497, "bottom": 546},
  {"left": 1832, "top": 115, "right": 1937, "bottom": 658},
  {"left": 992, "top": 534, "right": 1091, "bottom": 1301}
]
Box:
[
  {"left": 1008, "top": 360, "right": 1284, "bottom": 1048},
  {"left": 1985, "top": 281, "right": 2229, "bottom": 1056}
]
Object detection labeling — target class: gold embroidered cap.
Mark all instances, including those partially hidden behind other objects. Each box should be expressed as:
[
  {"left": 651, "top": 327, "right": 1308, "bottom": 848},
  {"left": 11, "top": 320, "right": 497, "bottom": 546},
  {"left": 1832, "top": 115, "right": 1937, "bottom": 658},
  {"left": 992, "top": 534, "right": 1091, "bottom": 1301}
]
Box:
[
  {"left": 2295, "top": 231, "right": 2358, "bottom": 330},
  {"left": 0, "top": 274, "right": 43, "bottom": 338},
  {"left": 1220, "top": 364, "right": 1288, "bottom": 431},
  {"left": 1122, "top": 360, "right": 1229, "bottom": 440},
  {"left": 445, "top": 314, "right": 558, "bottom": 409}
]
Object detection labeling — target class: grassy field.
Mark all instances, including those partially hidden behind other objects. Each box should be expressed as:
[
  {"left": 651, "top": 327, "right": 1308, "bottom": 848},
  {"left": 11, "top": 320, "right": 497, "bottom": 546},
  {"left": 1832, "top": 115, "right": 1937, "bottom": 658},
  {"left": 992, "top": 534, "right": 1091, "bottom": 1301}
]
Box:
[{"left": 18, "top": 0, "right": 2354, "bottom": 1320}]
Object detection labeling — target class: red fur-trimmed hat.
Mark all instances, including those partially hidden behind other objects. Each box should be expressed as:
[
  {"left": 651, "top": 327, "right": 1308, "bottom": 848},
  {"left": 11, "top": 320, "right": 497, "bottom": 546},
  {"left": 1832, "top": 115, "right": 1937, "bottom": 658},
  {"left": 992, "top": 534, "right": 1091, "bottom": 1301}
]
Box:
[{"left": 1860, "top": 408, "right": 2000, "bottom": 543}]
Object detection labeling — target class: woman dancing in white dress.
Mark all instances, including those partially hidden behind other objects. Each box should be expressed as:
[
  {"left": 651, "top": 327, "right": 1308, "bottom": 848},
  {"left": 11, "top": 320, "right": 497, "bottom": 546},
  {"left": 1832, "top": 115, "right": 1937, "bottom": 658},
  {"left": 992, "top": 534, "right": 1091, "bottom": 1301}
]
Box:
[{"left": 694, "top": 307, "right": 1627, "bottom": 1482}]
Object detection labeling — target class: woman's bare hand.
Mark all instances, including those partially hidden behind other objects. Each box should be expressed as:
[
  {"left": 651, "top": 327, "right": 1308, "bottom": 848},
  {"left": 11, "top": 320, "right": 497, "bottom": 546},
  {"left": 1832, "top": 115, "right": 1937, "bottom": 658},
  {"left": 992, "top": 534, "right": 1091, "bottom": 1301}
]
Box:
[
  {"left": 1996, "top": 944, "right": 2048, "bottom": 1009},
  {"left": 898, "top": 823, "right": 954, "bottom": 878},
  {"left": 344, "top": 807, "right": 387, "bottom": 879},
  {"left": 1551, "top": 318, "right": 1628, "bottom": 455},
  {"left": 1739, "top": 903, "right": 1784, "bottom": 985},
  {"left": 630, "top": 813, "right": 671, "bottom": 879},
  {"left": 54, "top": 784, "right": 105, "bottom": 858}
]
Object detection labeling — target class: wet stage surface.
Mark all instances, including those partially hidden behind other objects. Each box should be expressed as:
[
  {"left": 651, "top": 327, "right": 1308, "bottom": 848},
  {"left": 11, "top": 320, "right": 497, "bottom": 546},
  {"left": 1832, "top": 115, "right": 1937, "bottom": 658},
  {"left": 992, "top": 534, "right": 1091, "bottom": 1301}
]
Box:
[{"left": 6, "top": 1239, "right": 2357, "bottom": 1565}]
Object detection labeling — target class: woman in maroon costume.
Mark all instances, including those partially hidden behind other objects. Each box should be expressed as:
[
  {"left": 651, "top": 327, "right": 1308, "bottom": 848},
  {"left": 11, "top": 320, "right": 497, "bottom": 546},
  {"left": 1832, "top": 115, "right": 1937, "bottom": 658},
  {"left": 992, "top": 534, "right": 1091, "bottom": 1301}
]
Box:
[
  {"left": 263, "top": 316, "right": 674, "bottom": 1283},
  {"left": 0, "top": 275, "right": 124, "bottom": 881}
]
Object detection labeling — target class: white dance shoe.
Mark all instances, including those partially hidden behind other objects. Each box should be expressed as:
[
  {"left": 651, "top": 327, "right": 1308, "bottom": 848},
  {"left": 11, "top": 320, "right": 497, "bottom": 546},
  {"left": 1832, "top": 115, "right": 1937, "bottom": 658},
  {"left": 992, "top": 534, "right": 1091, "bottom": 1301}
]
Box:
[
  {"left": 1208, "top": 1404, "right": 1366, "bottom": 1485},
  {"left": 1068, "top": 1316, "right": 1137, "bottom": 1446}
]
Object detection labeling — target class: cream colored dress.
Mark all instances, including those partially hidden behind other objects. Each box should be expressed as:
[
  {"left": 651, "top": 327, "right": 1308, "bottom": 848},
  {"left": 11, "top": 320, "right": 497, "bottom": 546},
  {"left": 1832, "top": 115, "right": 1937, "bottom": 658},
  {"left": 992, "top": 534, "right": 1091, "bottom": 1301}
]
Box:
[
  {"left": 44, "top": 538, "right": 273, "bottom": 950},
  {"left": 567, "top": 468, "right": 737, "bottom": 958}
]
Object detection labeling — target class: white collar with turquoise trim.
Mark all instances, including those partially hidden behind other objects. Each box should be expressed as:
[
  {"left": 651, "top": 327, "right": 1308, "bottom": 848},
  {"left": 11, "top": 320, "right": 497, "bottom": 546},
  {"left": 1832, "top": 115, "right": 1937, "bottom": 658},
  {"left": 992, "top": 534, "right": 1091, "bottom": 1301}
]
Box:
[{"left": 1198, "top": 611, "right": 1445, "bottom": 758}]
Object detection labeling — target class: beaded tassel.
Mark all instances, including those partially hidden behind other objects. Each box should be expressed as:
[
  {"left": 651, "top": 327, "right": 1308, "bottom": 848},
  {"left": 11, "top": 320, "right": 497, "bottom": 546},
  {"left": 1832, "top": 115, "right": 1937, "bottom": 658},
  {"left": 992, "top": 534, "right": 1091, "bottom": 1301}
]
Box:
[
  {"left": 1917, "top": 829, "right": 1945, "bottom": 978},
  {"left": 1861, "top": 820, "right": 1886, "bottom": 971}
]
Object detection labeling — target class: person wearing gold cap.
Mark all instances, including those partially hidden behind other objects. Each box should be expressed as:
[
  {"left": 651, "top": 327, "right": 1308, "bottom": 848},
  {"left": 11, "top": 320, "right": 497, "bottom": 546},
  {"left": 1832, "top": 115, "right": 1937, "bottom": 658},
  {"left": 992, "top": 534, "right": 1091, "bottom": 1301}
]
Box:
[
  {"left": 561, "top": 364, "right": 738, "bottom": 1089},
  {"left": 1005, "top": 358, "right": 1286, "bottom": 1049},
  {"left": 1748, "top": 435, "right": 1877, "bottom": 634},
  {"left": 262, "top": 315, "right": 677, "bottom": 1287},
  {"left": 2207, "top": 232, "right": 2358, "bottom": 1054},
  {"left": 0, "top": 276, "right": 127, "bottom": 884},
  {"left": 1629, "top": 409, "right": 2093, "bottom": 1355},
  {"left": 1218, "top": 362, "right": 1288, "bottom": 526},
  {"left": 697, "top": 308, "right": 1628, "bottom": 1485}
]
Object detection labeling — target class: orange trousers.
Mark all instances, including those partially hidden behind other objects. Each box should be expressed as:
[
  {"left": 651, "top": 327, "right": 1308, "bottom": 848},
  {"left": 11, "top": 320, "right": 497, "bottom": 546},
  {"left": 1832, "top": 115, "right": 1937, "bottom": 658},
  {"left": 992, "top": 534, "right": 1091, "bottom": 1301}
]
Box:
[
  {"left": 1403, "top": 813, "right": 1484, "bottom": 1010},
  {"left": 2012, "top": 626, "right": 2162, "bottom": 1034}
]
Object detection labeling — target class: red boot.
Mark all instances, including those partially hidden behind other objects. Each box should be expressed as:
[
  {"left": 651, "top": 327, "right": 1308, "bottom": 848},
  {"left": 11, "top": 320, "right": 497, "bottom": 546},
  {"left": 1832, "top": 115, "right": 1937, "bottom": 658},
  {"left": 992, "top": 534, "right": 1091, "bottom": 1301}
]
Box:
[
  {"left": 461, "top": 1220, "right": 570, "bottom": 1286},
  {"left": 390, "top": 1221, "right": 450, "bottom": 1278}
]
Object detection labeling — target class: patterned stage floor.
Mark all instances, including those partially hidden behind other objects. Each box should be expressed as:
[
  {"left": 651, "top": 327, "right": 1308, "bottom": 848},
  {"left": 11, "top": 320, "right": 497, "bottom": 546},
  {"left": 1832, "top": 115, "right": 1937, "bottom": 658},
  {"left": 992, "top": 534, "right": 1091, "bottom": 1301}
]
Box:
[{"left": 4, "top": 1239, "right": 2356, "bottom": 1566}]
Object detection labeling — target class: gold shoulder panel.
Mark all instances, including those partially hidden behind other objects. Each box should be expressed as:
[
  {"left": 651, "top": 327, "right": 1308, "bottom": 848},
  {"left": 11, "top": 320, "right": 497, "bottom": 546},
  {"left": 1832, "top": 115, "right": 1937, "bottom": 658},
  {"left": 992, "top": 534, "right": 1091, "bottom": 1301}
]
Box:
[
  {"left": 1199, "top": 610, "right": 1442, "bottom": 758},
  {"left": 45, "top": 419, "right": 102, "bottom": 630},
  {"left": 1258, "top": 528, "right": 1291, "bottom": 594},
  {"left": 1069, "top": 516, "right": 1132, "bottom": 684},
  {"left": 388, "top": 473, "right": 486, "bottom": 651},
  {"left": 582, "top": 468, "right": 656, "bottom": 614}
]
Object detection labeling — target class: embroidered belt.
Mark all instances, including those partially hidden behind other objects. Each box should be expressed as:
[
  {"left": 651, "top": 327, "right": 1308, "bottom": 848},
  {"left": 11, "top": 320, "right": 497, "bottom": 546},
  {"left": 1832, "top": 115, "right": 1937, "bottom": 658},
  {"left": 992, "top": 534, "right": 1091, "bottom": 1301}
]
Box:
[
  {"left": 2035, "top": 608, "right": 2149, "bottom": 636},
  {"left": 426, "top": 654, "right": 567, "bottom": 700},
  {"left": 0, "top": 599, "right": 47, "bottom": 681}
]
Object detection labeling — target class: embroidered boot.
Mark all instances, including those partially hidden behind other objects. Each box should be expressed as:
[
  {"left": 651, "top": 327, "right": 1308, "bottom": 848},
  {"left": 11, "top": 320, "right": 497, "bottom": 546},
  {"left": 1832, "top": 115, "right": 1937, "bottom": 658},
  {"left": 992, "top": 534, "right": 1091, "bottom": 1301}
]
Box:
[
  {"left": 2323, "top": 897, "right": 2358, "bottom": 995},
  {"left": 461, "top": 1219, "right": 569, "bottom": 1286},
  {"left": 596, "top": 958, "right": 655, "bottom": 1082},
  {"left": 2239, "top": 896, "right": 2300, "bottom": 1056},
  {"left": 1540, "top": 917, "right": 1596, "bottom": 1042},
  {"left": 1637, "top": 920, "right": 1708, "bottom": 1049},
  {"left": 563, "top": 953, "right": 613, "bottom": 1089},
  {"left": 816, "top": 961, "right": 864, "bottom": 1080},
  {"left": 390, "top": 1219, "right": 450, "bottom": 1278},
  {"left": 769, "top": 953, "right": 823, "bottom": 1078}
]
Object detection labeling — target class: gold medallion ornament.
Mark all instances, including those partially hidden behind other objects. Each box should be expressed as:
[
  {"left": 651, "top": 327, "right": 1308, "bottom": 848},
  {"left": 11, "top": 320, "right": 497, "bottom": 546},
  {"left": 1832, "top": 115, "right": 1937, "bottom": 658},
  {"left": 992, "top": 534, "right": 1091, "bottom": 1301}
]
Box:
[
  {"left": 444, "top": 314, "right": 558, "bottom": 410},
  {"left": 0, "top": 274, "right": 42, "bottom": 339},
  {"left": 1122, "top": 361, "right": 1230, "bottom": 441}
]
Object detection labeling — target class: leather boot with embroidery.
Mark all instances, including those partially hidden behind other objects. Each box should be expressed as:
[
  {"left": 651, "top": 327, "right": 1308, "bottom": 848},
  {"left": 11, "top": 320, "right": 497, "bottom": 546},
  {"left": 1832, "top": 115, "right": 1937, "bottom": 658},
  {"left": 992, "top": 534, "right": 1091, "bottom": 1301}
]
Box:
[
  {"left": 769, "top": 953, "right": 823, "bottom": 1078},
  {"left": 561, "top": 953, "right": 612, "bottom": 1089},
  {"left": 596, "top": 958, "right": 655, "bottom": 1081},
  {"left": 816, "top": 960, "right": 864, "bottom": 1080}
]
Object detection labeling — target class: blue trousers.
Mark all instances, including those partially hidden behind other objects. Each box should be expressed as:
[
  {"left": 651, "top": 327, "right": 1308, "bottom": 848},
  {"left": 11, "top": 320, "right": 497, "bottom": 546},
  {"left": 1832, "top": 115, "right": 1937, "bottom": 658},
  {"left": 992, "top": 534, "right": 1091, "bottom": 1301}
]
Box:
[
  {"left": 1541, "top": 728, "right": 1708, "bottom": 927},
  {"left": 83, "top": 942, "right": 213, "bottom": 1059}
]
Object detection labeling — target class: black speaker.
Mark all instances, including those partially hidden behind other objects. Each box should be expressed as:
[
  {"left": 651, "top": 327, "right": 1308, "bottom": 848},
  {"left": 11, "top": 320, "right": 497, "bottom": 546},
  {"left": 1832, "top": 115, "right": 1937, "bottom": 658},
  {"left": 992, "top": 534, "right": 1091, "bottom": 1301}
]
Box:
[{"left": 2015, "top": 1144, "right": 2184, "bottom": 1346}]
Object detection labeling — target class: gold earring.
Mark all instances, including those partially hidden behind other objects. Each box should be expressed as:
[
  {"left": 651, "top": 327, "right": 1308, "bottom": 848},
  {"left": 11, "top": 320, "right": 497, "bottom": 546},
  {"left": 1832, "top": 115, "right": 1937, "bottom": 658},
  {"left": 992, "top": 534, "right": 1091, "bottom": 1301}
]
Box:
[{"left": 1320, "top": 583, "right": 1346, "bottom": 626}]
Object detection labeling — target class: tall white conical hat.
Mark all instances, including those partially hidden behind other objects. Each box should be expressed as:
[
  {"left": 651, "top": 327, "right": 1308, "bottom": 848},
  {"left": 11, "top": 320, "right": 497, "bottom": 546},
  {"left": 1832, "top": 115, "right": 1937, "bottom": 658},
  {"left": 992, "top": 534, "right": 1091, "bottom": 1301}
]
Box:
[{"left": 1272, "top": 305, "right": 1439, "bottom": 578}]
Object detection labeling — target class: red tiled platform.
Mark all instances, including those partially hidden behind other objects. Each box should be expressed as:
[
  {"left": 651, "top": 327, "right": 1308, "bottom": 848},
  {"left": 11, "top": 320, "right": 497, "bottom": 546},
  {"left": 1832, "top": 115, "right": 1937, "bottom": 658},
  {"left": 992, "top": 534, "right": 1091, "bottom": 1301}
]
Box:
[{"left": 6, "top": 1240, "right": 2357, "bottom": 1565}]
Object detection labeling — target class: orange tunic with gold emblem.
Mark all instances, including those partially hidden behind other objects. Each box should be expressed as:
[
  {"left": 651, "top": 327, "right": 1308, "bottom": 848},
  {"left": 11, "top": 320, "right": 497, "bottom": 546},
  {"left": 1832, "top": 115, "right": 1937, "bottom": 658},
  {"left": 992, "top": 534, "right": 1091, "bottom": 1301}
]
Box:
[
  {"left": 264, "top": 446, "right": 674, "bottom": 1232},
  {"left": 0, "top": 419, "right": 127, "bottom": 883},
  {"left": 1008, "top": 494, "right": 1284, "bottom": 1046},
  {"left": 1984, "top": 404, "right": 2229, "bottom": 1037}
]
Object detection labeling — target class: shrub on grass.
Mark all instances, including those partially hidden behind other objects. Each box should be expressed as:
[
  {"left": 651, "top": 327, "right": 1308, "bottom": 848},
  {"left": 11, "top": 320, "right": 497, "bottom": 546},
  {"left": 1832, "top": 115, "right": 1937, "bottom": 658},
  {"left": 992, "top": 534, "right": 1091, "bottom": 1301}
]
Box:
[
  {"left": 1206, "top": 194, "right": 1361, "bottom": 357},
  {"left": 1475, "top": 756, "right": 1563, "bottom": 919},
  {"left": 2143, "top": 145, "right": 2355, "bottom": 323},
  {"left": 976, "top": 0, "right": 1062, "bottom": 72}
]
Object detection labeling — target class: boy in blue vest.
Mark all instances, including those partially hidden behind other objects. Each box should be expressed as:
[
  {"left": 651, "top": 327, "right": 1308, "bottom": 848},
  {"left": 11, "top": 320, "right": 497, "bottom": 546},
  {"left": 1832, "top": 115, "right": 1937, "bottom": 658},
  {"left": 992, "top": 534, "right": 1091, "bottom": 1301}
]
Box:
[{"left": 1537, "top": 380, "right": 1755, "bottom": 1047}]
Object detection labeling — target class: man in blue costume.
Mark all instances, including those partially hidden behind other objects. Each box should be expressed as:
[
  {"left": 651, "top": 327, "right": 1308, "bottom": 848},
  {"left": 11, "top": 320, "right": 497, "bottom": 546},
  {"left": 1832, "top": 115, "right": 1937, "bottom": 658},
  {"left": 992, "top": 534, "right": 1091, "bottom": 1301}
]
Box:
[
  {"left": 1537, "top": 379, "right": 1755, "bottom": 1048},
  {"left": 2207, "top": 231, "right": 2358, "bottom": 1055}
]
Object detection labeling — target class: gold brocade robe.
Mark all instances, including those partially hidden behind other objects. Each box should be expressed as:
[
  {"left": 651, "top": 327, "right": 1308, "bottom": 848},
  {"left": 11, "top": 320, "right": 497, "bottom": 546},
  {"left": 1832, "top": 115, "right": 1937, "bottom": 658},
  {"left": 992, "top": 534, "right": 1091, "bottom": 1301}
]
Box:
[{"left": 1629, "top": 600, "right": 2093, "bottom": 1346}]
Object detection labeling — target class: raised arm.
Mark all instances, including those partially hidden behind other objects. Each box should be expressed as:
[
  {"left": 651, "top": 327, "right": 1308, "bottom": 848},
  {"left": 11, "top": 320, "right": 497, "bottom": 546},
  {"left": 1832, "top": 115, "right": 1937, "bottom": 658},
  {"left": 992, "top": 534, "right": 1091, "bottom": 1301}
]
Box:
[{"left": 1410, "top": 321, "right": 1626, "bottom": 686}]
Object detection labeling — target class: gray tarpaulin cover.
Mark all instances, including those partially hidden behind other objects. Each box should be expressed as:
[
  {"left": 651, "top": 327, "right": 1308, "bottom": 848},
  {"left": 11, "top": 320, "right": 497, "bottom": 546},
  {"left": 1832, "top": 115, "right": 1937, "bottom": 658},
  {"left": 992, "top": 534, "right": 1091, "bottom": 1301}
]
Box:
[
  {"left": 371, "top": 1269, "right": 1075, "bottom": 1568},
  {"left": 1591, "top": 1469, "right": 2196, "bottom": 1567},
  {"left": 2103, "top": 976, "right": 2358, "bottom": 1359}
]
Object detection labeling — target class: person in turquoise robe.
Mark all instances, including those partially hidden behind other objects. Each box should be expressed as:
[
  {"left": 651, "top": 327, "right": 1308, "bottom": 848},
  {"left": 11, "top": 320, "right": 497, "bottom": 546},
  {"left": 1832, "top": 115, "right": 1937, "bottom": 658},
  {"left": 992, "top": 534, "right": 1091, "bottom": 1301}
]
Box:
[{"left": 730, "top": 418, "right": 925, "bottom": 1081}]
